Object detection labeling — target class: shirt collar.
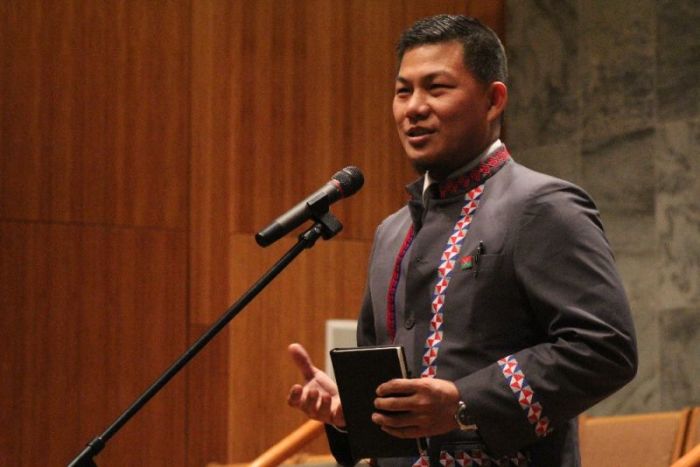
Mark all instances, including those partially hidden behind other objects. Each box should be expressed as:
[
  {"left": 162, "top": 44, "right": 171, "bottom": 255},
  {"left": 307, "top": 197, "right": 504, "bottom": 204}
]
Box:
[{"left": 422, "top": 139, "right": 504, "bottom": 195}]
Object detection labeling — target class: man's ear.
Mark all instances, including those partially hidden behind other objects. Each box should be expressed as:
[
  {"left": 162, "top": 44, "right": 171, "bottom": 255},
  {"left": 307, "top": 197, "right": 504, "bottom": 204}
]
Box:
[{"left": 486, "top": 81, "right": 508, "bottom": 124}]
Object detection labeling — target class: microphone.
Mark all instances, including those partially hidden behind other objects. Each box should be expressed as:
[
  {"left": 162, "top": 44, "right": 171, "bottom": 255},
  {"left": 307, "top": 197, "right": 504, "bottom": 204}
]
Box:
[{"left": 255, "top": 166, "right": 364, "bottom": 247}]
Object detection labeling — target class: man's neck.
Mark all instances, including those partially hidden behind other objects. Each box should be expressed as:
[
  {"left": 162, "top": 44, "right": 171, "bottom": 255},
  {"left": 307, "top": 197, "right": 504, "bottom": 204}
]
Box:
[{"left": 423, "top": 139, "right": 503, "bottom": 194}]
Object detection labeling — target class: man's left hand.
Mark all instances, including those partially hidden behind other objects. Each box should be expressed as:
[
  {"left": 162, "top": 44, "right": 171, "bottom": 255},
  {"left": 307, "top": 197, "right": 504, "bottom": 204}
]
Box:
[{"left": 372, "top": 378, "right": 461, "bottom": 438}]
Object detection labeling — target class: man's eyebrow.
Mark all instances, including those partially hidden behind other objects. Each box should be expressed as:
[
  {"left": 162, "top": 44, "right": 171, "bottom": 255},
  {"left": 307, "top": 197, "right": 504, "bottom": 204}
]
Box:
[{"left": 395, "top": 71, "right": 453, "bottom": 83}]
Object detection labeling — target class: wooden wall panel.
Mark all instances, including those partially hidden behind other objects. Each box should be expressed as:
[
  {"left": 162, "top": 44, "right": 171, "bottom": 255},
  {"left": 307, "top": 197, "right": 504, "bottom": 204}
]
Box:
[
  {"left": 0, "top": 222, "right": 187, "bottom": 466},
  {"left": 0, "top": 0, "right": 190, "bottom": 228},
  {"left": 0, "top": 1, "right": 191, "bottom": 466},
  {"left": 225, "top": 234, "right": 372, "bottom": 460},
  {"left": 189, "top": 3, "right": 241, "bottom": 460}
]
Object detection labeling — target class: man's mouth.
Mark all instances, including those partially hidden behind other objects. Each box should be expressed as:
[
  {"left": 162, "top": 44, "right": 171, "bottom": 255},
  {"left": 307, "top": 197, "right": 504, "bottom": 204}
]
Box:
[
  {"left": 405, "top": 127, "right": 435, "bottom": 146},
  {"left": 406, "top": 126, "right": 435, "bottom": 137}
]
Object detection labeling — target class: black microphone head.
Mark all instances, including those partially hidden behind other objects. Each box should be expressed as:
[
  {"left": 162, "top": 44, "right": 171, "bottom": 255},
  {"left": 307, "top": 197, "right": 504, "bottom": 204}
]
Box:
[{"left": 332, "top": 166, "right": 364, "bottom": 198}]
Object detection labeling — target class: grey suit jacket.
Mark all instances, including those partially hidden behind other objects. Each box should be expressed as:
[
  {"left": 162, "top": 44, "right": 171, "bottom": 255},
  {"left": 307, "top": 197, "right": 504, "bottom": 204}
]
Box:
[{"left": 328, "top": 157, "right": 637, "bottom": 466}]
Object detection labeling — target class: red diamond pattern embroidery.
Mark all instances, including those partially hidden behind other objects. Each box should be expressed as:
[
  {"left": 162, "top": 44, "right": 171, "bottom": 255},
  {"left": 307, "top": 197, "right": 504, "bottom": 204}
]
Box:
[
  {"left": 438, "top": 449, "right": 529, "bottom": 466},
  {"left": 412, "top": 454, "right": 430, "bottom": 467},
  {"left": 420, "top": 185, "right": 484, "bottom": 379},
  {"left": 499, "top": 355, "right": 551, "bottom": 438}
]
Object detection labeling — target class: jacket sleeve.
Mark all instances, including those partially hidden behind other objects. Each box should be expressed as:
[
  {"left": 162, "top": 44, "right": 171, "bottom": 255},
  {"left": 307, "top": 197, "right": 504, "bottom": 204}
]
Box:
[
  {"left": 324, "top": 424, "right": 357, "bottom": 467},
  {"left": 454, "top": 184, "right": 638, "bottom": 458}
]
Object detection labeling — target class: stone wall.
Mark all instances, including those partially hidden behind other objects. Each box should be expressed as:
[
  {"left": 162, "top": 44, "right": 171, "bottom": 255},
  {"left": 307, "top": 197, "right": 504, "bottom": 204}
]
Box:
[{"left": 505, "top": 0, "right": 699, "bottom": 415}]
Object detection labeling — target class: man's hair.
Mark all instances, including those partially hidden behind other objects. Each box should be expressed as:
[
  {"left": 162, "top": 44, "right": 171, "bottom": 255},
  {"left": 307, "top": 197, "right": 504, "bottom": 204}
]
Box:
[{"left": 396, "top": 14, "right": 508, "bottom": 84}]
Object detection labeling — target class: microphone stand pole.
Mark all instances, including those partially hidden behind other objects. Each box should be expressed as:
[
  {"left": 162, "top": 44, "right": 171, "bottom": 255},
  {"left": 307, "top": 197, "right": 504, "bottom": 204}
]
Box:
[{"left": 67, "top": 207, "right": 343, "bottom": 467}]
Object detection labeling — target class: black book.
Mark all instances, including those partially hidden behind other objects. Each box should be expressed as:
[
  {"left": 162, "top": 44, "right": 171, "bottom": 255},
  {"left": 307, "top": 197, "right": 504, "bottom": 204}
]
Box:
[{"left": 330, "top": 345, "right": 425, "bottom": 459}]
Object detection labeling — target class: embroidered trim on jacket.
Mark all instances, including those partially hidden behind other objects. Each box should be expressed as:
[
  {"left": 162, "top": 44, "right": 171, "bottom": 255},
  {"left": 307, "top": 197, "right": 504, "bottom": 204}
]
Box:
[
  {"left": 439, "top": 449, "right": 529, "bottom": 466},
  {"left": 420, "top": 185, "right": 483, "bottom": 378},
  {"left": 386, "top": 225, "right": 415, "bottom": 341},
  {"left": 498, "top": 355, "right": 551, "bottom": 437}
]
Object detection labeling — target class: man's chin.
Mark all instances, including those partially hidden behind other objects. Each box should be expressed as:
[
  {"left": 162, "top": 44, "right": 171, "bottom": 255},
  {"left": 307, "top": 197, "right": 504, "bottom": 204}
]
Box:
[
  {"left": 406, "top": 153, "right": 437, "bottom": 175},
  {"left": 410, "top": 159, "right": 429, "bottom": 175},
  {"left": 410, "top": 159, "right": 452, "bottom": 180}
]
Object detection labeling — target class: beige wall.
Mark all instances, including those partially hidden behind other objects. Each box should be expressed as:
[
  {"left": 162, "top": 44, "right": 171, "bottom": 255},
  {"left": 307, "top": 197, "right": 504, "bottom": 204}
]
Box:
[{"left": 0, "top": 1, "right": 504, "bottom": 465}]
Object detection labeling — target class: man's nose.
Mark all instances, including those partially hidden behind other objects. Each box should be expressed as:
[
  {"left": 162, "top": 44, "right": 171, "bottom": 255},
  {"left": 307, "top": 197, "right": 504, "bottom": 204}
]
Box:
[{"left": 405, "top": 91, "right": 430, "bottom": 120}]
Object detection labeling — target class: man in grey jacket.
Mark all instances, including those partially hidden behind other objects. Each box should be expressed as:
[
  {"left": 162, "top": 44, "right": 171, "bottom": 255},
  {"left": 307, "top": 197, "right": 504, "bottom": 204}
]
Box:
[{"left": 287, "top": 14, "right": 637, "bottom": 466}]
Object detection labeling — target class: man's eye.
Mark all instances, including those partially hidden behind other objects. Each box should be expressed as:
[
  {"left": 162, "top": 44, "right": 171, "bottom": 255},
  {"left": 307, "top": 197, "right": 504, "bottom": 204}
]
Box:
[
  {"left": 395, "top": 87, "right": 410, "bottom": 96},
  {"left": 430, "top": 83, "right": 449, "bottom": 90}
]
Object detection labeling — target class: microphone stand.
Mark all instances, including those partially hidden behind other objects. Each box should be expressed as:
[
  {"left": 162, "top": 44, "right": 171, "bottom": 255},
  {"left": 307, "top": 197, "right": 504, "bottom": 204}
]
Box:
[{"left": 67, "top": 200, "right": 343, "bottom": 467}]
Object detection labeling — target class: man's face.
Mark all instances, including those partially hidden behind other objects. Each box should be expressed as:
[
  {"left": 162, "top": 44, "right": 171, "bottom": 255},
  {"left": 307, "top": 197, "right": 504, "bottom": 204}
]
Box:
[{"left": 393, "top": 41, "right": 494, "bottom": 179}]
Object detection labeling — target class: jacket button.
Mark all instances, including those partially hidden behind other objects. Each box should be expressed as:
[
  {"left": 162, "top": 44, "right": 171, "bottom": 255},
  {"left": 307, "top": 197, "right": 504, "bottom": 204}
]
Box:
[{"left": 404, "top": 317, "right": 415, "bottom": 329}]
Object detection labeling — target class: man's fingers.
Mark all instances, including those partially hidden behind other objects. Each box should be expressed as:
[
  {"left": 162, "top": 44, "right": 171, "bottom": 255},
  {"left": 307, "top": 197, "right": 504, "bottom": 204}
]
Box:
[
  {"left": 374, "top": 395, "right": 412, "bottom": 412},
  {"left": 372, "top": 412, "right": 431, "bottom": 438},
  {"left": 287, "top": 384, "right": 303, "bottom": 407},
  {"left": 333, "top": 405, "right": 346, "bottom": 428},
  {"left": 376, "top": 378, "right": 418, "bottom": 396},
  {"left": 371, "top": 411, "right": 415, "bottom": 429},
  {"left": 374, "top": 379, "right": 421, "bottom": 412},
  {"left": 299, "top": 387, "right": 320, "bottom": 413},
  {"left": 288, "top": 343, "right": 316, "bottom": 381},
  {"left": 317, "top": 393, "right": 332, "bottom": 418}
]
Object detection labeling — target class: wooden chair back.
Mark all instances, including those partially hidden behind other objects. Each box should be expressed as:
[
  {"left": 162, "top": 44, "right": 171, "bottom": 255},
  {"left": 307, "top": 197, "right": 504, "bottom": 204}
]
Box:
[
  {"left": 684, "top": 407, "right": 700, "bottom": 454},
  {"left": 579, "top": 409, "right": 691, "bottom": 467}
]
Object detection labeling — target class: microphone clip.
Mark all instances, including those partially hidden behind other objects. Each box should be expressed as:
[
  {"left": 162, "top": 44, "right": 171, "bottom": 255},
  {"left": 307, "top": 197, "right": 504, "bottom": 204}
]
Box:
[{"left": 303, "top": 192, "right": 343, "bottom": 243}]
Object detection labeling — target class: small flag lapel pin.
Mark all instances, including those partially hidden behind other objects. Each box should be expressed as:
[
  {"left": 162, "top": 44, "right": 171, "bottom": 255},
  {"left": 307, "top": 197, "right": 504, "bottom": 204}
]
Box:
[{"left": 460, "top": 255, "right": 474, "bottom": 270}]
